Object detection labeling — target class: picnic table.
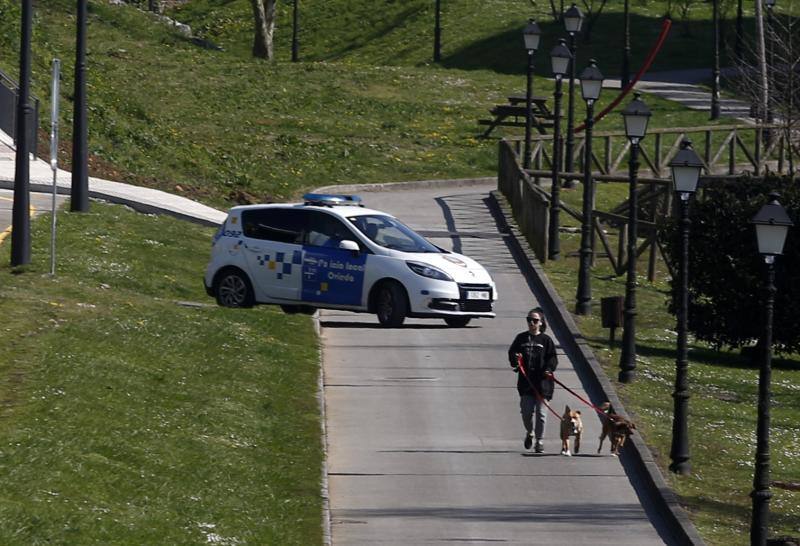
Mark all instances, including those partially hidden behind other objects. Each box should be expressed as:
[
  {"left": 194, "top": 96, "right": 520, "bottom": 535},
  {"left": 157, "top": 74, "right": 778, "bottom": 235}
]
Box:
[{"left": 478, "top": 94, "right": 555, "bottom": 137}]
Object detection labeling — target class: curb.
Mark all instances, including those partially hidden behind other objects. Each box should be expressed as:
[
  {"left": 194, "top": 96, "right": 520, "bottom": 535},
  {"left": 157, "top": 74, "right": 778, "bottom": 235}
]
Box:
[{"left": 489, "top": 190, "right": 705, "bottom": 546}]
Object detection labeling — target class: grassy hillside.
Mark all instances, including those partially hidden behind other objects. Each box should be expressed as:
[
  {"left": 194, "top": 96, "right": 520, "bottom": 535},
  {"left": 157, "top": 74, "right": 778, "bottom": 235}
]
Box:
[
  {"left": 0, "top": 204, "right": 322, "bottom": 544},
  {"left": 0, "top": 0, "right": 774, "bottom": 209}
]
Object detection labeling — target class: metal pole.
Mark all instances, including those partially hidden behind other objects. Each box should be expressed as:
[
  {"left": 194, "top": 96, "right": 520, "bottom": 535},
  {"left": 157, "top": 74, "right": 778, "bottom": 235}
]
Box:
[
  {"left": 750, "top": 259, "right": 775, "bottom": 546},
  {"left": 564, "top": 32, "right": 578, "bottom": 184},
  {"left": 291, "top": 0, "right": 299, "bottom": 62},
  {"left": 50, "top": 60, "right": 61, "bottom": 277},
  {"left": 669, "top": 193, "right": 692, "bottom": 475},
  {"left": 618, "top": 140, "right": 639, "bottom": 382},
  {"left": 622, "top": 0, "right": 631, "bottom": 89},
  {"left": 711, "top": 0, "right": 721, "bottom": 120},
  {"left": 523, "top": 51, "right": 535, "bottom": 170},
  {"left": 766, "top": 6, "right": 774, "bottom": 125},
  {"left": 735, "top": 0, "right": 744, "bottom": 61},
  {"left": 71, "top": 0, "right": 89, "bottom": 212},
  {"left": 11, "top": 0, "right": 33, "bottom": 267},
  {"left": 548, "top": 75, "right": 564, "bottom": 261},
  {"left": 575, "top": 99, "right": 595, "bottom": 315},
  {"left": 433, "top": 0, "right": 442, "bottom": 62}
]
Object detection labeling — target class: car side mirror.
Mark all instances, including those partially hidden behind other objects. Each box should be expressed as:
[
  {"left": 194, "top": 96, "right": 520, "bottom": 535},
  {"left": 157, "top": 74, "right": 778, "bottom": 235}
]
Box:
[{"left": 338, "top": 240, "right": 360, "bottom": 253}]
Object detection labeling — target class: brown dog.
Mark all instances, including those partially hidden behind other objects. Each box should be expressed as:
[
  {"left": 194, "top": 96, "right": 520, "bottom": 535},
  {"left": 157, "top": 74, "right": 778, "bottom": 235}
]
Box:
[
  {"left": 597, "top": 402, "right": 636, "bottom": 456},
  {"left": 559, "top": 405, "right": 583, "bottom": 456}
]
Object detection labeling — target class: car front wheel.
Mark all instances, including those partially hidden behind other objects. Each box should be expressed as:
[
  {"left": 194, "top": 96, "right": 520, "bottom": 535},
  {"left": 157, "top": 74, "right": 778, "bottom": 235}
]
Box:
[
  {"left": 215, "top": 269, "right": 254, "bottom": 308},
  {"left": 375, "top": 282, "right": 408, "bottom": 327}
]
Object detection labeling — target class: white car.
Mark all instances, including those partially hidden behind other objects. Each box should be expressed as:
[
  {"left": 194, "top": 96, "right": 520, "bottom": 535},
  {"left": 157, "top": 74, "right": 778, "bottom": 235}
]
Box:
[{"left": 204, "top": 194, "right": 497, "bottom": 327}]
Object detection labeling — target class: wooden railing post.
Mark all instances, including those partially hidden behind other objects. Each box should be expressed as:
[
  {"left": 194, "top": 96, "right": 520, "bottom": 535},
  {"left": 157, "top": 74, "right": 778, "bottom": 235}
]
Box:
[{"left": 729, "top": 130, "right": 736, "bottom": 174}]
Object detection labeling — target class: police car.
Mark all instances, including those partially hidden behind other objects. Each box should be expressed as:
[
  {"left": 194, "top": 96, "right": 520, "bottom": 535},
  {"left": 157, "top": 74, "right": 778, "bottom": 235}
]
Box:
[{"left": 204, "top": 194, "right": 497, "bottom": 327}]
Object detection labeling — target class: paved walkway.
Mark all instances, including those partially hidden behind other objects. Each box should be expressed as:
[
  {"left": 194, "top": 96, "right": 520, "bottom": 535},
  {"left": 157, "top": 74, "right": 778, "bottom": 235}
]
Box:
[
  {"left": 0, "top": 131, "right": 225, "bottom": 227},
  {"left": 636, "top": 68, "right": 754, "bottom": 123}
]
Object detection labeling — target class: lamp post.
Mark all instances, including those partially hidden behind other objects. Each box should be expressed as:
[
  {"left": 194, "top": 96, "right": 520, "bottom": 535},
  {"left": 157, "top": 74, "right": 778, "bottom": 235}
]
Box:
[
  {"left": 11, "top": 0, "right": 33, "bottom": 267},
  {"left": 575, "top": 59, "right": 603, "bottom": 315},
  {"left": 522, "top": 19, "right": 542, "bottom": 170},
  {"left": 711, "top": 0, "right": 721, "bottom": 120},
  {"left": 72, "top": 0, "right": 89, "bottom": 212},
  {"left": 563, "top": 3, "right": 584, "bottom": 183},
  {"left": 548, "top": 40, "right": 572, "bottom": 261},
  {"left": 622, "top": 0, "right": 631, "bottom": 88},
  {"left": 750, "top": 193, "right": 792, "bottom": 546},
  {"left": 434, "top": 0, "right": 442, "bottom": 62},
  {"left": 667, "top": 139, "right": 703, "bottom": 475},
  {"left": 291, "top": 0, "right": 299, "bottom": 62},
  {"left": 618, "top": 93, "right": 651, "bottom": 383}
]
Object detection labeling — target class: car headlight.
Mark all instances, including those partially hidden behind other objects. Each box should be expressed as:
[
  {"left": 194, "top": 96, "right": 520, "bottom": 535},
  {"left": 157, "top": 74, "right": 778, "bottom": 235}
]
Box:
[{"left": 406, "top": 261, "right": 453, "bottom": 282}]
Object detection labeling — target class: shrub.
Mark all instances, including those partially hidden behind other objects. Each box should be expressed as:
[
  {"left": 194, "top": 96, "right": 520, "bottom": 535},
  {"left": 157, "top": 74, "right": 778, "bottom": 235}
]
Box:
[{"left": 660, "top": 174, "right": 800, "bottom": 354}]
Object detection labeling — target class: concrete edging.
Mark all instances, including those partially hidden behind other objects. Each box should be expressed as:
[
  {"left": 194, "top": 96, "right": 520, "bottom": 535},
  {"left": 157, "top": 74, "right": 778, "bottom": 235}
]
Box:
[{"left": 490, "top": 189, "right": 705, "bottom": 546}]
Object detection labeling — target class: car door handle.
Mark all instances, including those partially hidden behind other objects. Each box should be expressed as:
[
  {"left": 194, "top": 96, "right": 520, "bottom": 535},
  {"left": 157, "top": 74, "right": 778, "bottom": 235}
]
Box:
[{"left": 247, "top": 245, "right": 263, "bottom": 252}]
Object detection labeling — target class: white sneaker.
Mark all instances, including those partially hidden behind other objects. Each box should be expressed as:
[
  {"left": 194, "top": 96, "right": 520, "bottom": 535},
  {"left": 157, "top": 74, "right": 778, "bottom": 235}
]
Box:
[{"left": 534, "top": 440, "right": 544, "bottom": 453}]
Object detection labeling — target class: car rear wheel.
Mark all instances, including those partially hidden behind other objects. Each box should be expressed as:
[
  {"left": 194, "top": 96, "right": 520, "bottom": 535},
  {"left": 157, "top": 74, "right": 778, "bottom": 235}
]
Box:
[
  {"left": 214, "top": 269, "right": 254, "bottom": 308},
  {"left": 375, "top": 282, "right": 407, "bottom": 327},
  {"left": 444, "top": 317, "right": 471, "bottom": 328}
]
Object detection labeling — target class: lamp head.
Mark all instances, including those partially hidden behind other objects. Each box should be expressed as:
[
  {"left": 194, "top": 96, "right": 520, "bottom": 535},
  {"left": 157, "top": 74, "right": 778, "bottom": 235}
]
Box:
[
  {"left": 579, "top": 59, "right": 603, "bottom": 102},
  {"left": 751, "top": 192, "right": 793, "bottom": 258},
  {"left": 564, "top": 3, "right": 584, "bottom": 34},
  {"left": 621, "top": 92, "right": 651, "bottom": 142},
  {"left": 668, "top": 139, "right": 704, "bottom": 196},
  {"left": 550, "top": 39, "right": 572, "bottom": 77},
  {"left": 523, "top": 19, "right": 542, "bottom": 52}
]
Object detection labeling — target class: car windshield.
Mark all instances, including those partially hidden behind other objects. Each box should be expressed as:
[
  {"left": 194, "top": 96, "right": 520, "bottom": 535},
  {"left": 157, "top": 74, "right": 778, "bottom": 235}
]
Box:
[{"left": 347, "top": 214, "right": 441, "bottom": 253}]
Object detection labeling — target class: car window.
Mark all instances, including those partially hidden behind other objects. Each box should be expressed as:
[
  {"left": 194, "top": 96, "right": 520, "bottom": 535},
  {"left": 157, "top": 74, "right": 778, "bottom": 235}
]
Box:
[
  {"left": 347, "top": 214, "right": 441, "bottom": 253},
  {"left": 242, "top": 208, "right": 305, "bottom": 244},
  {"left": 306, "top": 211, "right": 356, "bottom": 248}
]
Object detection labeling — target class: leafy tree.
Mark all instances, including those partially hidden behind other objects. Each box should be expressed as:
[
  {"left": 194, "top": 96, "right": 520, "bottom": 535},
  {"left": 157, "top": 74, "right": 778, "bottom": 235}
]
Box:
[{"left": 660, "top": 175, "right": 800, "bottom": 354}]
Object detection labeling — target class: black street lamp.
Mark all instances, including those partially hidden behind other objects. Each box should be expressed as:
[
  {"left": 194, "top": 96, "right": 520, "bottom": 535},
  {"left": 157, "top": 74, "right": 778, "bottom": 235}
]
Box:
[
  {"left": 667, "top": 139, "right": 703, "bottom": 475},
  {"left": 433, "top": 0, "right": 442, "bottom": 62},
  {"left": 72, "top": 0, "right": 90, "bottom": 212},
  {"left": 522, "top": 19, "right": 542, "bottom": 170},
  {"left": 575, "top": 59, "right": 603, "bottom": 315},
  {"left": 750, "top": 193, "right": 792, "bottom": 546},
  {"left": 711, "top": 0, "right": 721, "bottom": 120},
  {"left": 548, "top": 40, "right": 572, "bottom": 261},
  {"left": 622, "top": 0, "right": 631, "bottom": 88},
  {"left": 618, "top": 93, "right": 651, "bottom": 383},
  {"left": 291, "top": 0, "right": 299, "bottom": 62},
  {"left": 563, "top": 3, "right": 584, "bottom": 183},
  {"left": 11, "top": 0, "right": 33, "bottom": 267}
]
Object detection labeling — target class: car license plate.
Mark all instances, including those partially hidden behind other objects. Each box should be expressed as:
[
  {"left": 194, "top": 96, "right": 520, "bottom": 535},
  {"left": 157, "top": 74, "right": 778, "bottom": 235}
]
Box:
[{"left": 466, "top": 290, "right": 489, "bottom": 300}]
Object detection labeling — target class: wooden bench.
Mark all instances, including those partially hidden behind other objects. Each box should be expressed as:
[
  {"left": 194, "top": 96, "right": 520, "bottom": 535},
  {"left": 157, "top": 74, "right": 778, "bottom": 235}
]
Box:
[{"left": 478, "top": 95, "right": 554, "bottom": 137}]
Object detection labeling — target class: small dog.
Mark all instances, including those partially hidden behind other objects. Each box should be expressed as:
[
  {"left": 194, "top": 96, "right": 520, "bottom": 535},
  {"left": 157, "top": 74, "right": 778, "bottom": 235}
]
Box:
[
  {"left": 597, "top": 402, "right": 636, "bottom": 456},
  {"left": 559, "top": 405, "right": 583, "bottom": 456}
]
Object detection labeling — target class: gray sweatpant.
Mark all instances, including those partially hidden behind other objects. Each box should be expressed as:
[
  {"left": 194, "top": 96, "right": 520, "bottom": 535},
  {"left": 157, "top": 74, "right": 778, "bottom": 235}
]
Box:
[{"left": 520, "top": 394, "right": 547, "bottom": 440}]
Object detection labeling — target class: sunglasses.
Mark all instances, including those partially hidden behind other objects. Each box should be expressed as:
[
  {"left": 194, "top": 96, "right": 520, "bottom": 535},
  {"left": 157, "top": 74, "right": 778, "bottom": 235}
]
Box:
[{"left": 526, "top": 317, "right": 541, "bottom": 323}]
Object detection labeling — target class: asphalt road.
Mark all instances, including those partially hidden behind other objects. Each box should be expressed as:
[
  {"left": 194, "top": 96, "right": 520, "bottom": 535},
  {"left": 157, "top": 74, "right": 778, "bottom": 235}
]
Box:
[{"left": 322, "top": 183, "right": 671, "bottom": 545}]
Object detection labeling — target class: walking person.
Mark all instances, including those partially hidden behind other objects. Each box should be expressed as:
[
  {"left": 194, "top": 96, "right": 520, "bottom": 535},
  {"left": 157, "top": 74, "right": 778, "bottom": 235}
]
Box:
[{"left": 508, "top": 307, "right": 558, "bottom": 452}]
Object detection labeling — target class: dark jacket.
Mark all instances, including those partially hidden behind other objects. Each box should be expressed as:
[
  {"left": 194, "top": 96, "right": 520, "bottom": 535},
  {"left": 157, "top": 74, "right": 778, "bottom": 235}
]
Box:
[{"left": 508, "top": 331, "right": 558, "bottom": 399}]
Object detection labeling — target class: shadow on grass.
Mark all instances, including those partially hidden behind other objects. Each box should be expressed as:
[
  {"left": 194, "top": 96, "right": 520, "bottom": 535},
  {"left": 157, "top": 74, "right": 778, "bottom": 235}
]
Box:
[
  {"left": 584, "top": 334, "right": 800, "bottom": 371},
  {"left": 680, "top": 493, "right": 800, "bottom": 536},
  {"left": 438, "top": 13, "right": 770, "bottom": 76}
]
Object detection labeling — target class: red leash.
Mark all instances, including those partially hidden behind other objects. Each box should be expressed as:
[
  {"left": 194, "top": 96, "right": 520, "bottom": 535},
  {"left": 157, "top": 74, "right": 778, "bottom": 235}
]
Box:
[
  {"left": 516, "top": 354, "right": 563, "bottom": 421},
  {"left": 549, "top": 373, "right": 608, "bottom": 418}
]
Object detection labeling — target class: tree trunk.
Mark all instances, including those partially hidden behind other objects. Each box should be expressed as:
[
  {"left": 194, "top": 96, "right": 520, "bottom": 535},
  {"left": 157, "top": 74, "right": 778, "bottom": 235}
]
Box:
[{"left": 251, "top": 0, "right": 276, "bottom": 60}]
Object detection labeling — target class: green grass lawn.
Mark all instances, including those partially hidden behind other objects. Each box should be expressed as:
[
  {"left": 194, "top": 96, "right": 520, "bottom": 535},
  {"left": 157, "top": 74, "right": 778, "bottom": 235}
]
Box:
[{"left": 0, "top": 205, "right": 322, "bottom": 545}]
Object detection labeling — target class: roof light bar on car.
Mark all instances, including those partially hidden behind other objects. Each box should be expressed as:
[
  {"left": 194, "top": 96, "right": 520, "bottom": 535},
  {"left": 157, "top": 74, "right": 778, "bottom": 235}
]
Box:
[{"left": 302, "top": 193, "right": 363, "bottom": 207}]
